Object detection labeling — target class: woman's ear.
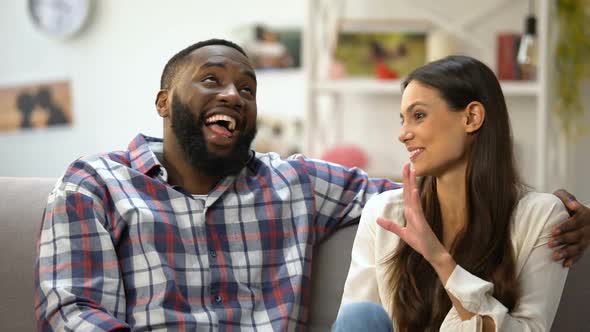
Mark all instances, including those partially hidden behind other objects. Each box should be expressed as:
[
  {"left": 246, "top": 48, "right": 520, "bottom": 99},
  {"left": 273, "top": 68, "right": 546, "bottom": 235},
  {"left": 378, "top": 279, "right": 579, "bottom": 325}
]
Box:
[
  {"left": 464, "top": 101, "right": 485, "bottom": 134},
  {"left": 155, "top": 89, "right": 170, "bottom": 118}
]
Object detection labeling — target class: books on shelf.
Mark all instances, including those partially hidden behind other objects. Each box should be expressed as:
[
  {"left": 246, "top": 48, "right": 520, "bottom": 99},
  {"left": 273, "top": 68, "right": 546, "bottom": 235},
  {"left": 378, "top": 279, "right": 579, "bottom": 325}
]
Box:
[{"left": 497, "top": 32, "right": 521, "bottom": 80}]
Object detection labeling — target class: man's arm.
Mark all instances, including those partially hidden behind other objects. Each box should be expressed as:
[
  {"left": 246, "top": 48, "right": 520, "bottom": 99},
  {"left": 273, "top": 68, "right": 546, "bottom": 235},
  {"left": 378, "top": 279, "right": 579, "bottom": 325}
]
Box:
[
  {"left": 550, "top": 189, "right": 590, "bottom": 267},
  {"left": 293, "top": 155, "right": 399, "bottom": 241},
  {"left": 35, "top": 180, "right": 130, "bottom": 331}
]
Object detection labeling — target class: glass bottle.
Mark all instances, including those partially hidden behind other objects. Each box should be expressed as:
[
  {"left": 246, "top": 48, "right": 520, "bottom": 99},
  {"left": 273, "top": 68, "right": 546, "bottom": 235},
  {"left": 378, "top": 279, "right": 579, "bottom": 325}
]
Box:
[{"left": 517, "top": 3, "right": 538, "bottom": 81}]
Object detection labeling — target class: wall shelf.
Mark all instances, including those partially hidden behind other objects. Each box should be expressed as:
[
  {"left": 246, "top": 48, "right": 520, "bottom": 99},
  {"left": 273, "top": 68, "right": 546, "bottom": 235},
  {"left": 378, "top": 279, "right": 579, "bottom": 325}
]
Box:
[{"left": 313, "top": 79, "right": 539, "bottom": 97}]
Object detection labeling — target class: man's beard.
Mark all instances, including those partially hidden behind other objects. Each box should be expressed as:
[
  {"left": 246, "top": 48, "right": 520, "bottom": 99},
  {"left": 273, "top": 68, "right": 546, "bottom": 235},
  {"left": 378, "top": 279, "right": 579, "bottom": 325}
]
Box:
[{"left": 170, "top": 96, "right": 257, "bottom": 178}]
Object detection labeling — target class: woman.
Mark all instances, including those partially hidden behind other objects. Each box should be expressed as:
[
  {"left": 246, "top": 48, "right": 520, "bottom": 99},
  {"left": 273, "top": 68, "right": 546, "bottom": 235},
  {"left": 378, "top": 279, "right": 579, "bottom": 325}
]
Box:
[{"left": 334, "top": 56, "right": 569, "bottom": 331}]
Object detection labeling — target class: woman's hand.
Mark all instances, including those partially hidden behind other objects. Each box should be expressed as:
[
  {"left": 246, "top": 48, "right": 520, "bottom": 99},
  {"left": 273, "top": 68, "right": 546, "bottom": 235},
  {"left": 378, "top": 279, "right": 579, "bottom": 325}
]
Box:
[{"left": 376, "top": 163, "right": 449, "bottom": 264}]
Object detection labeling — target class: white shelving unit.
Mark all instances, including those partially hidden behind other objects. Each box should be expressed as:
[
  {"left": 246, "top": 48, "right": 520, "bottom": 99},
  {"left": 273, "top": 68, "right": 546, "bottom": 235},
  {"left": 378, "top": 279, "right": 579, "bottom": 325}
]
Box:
[
  {"left": 304, "top": 0, "right": 551, "bottom": 190},
  {"left": 313, "top": 79, "right": 541, "bottom": 97}
]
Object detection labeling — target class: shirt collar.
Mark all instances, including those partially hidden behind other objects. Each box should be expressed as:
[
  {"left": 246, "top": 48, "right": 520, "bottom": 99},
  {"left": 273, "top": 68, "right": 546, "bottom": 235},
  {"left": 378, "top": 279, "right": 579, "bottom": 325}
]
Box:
[{"left": 127, "top": 134, "right": 164, "bottom": 176}]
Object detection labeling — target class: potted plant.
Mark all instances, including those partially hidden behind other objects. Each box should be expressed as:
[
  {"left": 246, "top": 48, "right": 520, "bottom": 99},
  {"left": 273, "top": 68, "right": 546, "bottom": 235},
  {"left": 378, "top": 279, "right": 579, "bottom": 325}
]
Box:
[{"left": 554, "top": 0, "right": 590, "bottom": 139}]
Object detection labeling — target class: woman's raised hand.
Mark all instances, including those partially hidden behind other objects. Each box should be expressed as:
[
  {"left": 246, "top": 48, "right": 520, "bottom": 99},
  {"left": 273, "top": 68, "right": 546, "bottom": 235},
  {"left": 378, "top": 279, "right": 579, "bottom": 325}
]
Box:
[{"left": 376, "top": 163, "right": 448, "bottom": 264}]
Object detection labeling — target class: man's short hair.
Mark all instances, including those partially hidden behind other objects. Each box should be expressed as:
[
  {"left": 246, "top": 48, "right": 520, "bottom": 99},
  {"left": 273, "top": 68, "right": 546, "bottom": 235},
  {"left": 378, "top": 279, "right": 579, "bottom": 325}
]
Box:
[{"left": 160, "top": 38, "right": 248, "bottom": 90}]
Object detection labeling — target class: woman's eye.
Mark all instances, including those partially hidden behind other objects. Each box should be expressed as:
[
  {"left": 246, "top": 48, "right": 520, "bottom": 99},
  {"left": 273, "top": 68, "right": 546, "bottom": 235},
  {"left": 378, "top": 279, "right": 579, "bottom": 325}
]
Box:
[{"left": 415, "top": 112, "right": 426, "bottom": 120}]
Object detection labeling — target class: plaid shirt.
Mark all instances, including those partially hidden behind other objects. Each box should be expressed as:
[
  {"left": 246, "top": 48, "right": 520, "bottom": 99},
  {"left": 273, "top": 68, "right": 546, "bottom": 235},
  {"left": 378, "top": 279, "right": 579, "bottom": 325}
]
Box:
[{"left": 35, "top": 134, "right": 399, "bottom": 331}]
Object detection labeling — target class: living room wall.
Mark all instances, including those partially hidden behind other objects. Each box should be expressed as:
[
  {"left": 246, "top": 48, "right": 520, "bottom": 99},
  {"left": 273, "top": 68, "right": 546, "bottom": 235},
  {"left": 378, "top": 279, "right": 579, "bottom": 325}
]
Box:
[
  {"left": 0, "top": 0, "right": 306, "bottom": 177},
  {"left": 1, "top": 0, "right": 588, "bottom": 202}
]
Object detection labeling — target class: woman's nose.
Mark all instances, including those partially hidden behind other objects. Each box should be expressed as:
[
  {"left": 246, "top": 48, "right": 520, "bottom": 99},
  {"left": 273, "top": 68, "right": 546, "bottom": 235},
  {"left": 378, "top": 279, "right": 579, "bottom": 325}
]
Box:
[{"left": 398, "top": 126, "right": 412, "bottom": 143}]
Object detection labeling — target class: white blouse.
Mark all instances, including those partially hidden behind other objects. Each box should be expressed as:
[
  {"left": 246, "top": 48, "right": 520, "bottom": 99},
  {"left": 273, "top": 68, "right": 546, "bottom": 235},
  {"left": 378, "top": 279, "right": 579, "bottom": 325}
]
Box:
[{"left": 340, "top": 189, "right": 570, "bottom": 331}]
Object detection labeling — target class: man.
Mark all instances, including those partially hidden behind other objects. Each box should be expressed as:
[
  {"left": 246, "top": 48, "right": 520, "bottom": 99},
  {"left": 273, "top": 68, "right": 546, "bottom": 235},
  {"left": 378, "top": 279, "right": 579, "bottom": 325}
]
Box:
[{"left": 35, "top": 39, "right": 589, "bottom": 331}]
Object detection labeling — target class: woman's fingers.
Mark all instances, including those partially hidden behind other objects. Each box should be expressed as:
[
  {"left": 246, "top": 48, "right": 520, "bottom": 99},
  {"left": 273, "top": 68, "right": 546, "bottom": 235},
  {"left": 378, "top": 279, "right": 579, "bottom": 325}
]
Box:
[
  {"left": 411, "top": 188, "right": 425, "bottom": 219},
  {"left": 402, "top": 163, "right": 411, "bottom": 202}
]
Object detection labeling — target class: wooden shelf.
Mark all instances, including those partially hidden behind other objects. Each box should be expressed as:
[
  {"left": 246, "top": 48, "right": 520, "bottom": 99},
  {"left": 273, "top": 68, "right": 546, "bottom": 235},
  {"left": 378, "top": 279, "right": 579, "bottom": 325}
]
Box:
[
  {"left": 313, "top": 79, "right": 403, "bottom": 94},
  {"left": 499, "top": 81, "right": 540, "bottom": 97},
  {"left": 313, "top": 78, "right": 539, "bottom": 97}
]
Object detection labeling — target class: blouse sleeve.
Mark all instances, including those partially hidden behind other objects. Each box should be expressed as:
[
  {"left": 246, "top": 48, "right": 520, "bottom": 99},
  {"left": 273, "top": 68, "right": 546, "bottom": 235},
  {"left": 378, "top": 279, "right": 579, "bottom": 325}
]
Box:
[
  {"left": 338, "top": 192, "right": 391, "bottom": 312},
  {"left": 440, "top": 194, "right": 570, "bottom": 332}
]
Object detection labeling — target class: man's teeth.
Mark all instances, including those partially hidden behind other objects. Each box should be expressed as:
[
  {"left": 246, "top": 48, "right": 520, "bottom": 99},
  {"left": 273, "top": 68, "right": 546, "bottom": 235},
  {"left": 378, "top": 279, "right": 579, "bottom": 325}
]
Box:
[{"left": 205, "top": 114, "right": 236, "bottom": 131}]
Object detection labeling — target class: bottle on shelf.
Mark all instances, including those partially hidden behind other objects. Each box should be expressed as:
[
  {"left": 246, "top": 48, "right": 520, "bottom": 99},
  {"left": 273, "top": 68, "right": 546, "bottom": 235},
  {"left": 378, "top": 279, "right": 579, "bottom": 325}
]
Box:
[{"left": 517, "top": 0, "right": 538, "bottom": 81}]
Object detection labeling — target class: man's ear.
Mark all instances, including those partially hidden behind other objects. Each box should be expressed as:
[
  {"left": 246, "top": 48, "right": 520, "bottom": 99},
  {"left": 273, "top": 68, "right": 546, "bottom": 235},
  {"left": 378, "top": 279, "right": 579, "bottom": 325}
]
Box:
[
  {"left": 464, "top": 101, "right": 485, "bottom": 134},
  {"left": 156, "top": 89, "right": 170, "bottom": 118}
]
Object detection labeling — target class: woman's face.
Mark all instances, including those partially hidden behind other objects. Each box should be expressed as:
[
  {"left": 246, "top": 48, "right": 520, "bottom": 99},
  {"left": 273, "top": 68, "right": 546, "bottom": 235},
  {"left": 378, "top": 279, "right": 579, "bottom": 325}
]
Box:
[{"left": 398, "top": 81, "right": 470, "bottom": 177}]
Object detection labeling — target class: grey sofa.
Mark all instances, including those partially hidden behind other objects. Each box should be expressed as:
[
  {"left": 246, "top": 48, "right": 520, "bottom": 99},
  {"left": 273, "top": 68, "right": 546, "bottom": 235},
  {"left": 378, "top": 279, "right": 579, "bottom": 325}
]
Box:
[{"left": 0, "top": 177, "right": 588, "bottom": 331}]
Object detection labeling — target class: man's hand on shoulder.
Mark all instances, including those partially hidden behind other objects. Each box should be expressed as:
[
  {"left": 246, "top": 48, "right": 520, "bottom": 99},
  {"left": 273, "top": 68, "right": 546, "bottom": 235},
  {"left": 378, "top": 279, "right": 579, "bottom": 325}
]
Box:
[{"left": 550, "top": 189, "right": 590, "bottom": 267}]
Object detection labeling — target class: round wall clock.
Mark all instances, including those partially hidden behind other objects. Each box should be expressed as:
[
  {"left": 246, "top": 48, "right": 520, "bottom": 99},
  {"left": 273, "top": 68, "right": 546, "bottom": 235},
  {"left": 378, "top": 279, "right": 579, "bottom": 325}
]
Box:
[{"left": 28, "top": 0, "right": 92, "bottom": 39}]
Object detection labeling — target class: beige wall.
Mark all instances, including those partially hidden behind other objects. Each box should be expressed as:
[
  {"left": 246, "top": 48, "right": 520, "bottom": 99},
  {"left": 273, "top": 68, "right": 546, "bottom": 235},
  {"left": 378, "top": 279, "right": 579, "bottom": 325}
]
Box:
[
  {"left": 0, "top": 0, "right": 306, "bottom": 176},
  {"left": 0, "top": 0, "right": 588, "bottom": 201}
]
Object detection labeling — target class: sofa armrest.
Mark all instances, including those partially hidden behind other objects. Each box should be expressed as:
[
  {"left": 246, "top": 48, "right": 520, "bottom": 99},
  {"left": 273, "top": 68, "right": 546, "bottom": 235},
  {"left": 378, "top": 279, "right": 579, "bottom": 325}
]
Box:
[{"left": 0, "top": 177, "right": 57, "bottom": 332}]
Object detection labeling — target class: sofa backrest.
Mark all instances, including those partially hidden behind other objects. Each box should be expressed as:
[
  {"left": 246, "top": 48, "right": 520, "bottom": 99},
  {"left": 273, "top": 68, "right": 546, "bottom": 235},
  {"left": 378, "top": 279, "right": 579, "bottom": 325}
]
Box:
[{"left": 1, "top": 177, "right": 588, "bottom": 331}]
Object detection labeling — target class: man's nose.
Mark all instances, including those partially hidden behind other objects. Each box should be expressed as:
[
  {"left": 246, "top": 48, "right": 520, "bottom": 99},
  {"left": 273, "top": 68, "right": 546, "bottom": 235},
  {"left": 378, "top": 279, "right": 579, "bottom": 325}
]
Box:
[{"left": 218, "top": 84, "right": 244, "bottom": 109}]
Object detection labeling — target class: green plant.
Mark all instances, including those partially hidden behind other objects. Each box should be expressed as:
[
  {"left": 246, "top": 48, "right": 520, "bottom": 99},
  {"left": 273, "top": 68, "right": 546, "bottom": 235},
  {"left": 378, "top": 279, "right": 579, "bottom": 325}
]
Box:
[{"left": 554, "top": 0, "right": 590, "bottom": 139}]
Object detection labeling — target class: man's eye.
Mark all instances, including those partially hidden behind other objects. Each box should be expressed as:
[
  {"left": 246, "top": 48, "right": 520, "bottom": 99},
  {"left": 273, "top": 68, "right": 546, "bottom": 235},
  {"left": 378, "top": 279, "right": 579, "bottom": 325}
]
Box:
[
  {"left": 241, "top": 86, "right": 253, "bottom": 94},
  {"left": 203, "top": 76, "right": 218, "bottom": 83}
]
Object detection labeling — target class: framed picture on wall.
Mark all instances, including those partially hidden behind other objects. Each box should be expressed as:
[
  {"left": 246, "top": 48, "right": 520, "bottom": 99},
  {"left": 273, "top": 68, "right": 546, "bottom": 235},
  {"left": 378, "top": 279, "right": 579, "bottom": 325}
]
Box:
[
  {"left": 0, "top": 80, "right": 73, "bottom": 132},
  {"left": 233, "top": 24, "right": 302, "bottom": 70},
  {"left": 332, "top": 19, "right": 430, "bottom": 80}
]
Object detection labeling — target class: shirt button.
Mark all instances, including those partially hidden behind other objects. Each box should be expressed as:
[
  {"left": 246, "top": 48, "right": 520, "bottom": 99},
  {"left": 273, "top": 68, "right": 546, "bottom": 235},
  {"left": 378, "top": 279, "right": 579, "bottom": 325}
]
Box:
[
  {"left": 214, "top": 295, "right": 222, "bottom": 303},
  {"left": 209, "top": 250, "right": 217, "bottom": 258}
]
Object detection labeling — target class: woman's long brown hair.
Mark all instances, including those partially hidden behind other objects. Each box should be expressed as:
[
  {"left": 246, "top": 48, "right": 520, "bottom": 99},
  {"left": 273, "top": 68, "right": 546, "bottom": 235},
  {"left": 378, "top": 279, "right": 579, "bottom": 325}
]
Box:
[{"left": 385, "top": 56, "right": 523, "bottom": 331}]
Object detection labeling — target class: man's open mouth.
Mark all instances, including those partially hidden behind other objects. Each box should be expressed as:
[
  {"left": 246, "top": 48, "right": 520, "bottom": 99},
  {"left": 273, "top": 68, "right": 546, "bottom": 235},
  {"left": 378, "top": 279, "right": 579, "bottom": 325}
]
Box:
[{"left": 205, "top": 114, "right": 237, "bottom": 136}]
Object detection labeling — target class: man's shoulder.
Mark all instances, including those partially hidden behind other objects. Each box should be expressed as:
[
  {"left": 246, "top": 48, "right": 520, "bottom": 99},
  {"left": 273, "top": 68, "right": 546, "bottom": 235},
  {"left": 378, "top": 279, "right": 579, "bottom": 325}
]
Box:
[
  {"left": 254, "top": 151, "right": 360, "bottom": 173},
  {"left": 78, "top": 150, "right": 130, "bottom": 166},
  {"left": 61, "top": 150, "right": 131, "bottom": 188},
  {"left": 252, "top": 151, "right": 361, "bottom": 178},
  {"left": 254, "top": 151, "right": 309, "bottom": 163},
  {"left": 252, "top": 151, "right": 314, "bottom": 172}
]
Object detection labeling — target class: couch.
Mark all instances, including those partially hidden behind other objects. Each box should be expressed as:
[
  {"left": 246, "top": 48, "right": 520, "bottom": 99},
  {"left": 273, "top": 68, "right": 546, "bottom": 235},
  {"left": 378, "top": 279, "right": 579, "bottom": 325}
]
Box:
[{"left": 1, "top": 177, "right": 588, "bottom": 331}]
